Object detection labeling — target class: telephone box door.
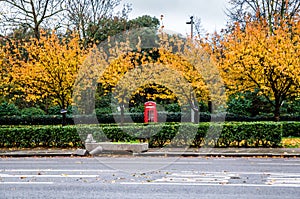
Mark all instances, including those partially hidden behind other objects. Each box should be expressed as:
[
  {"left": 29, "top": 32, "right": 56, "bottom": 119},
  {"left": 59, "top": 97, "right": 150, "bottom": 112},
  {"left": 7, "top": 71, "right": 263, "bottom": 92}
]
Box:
[{"left": 144, "top": 101, "right": 158, "bottom": 123}]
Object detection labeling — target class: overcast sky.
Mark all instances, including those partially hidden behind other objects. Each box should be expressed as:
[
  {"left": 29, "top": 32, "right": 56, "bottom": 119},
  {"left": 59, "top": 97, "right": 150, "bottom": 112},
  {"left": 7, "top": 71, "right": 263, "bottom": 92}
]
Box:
[{"left": 121, "top": 0, "right": 230, "bottom": 35}]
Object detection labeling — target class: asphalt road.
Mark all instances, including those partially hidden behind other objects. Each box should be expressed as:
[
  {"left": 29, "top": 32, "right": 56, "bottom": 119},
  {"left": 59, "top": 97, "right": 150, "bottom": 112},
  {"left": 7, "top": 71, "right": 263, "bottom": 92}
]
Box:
[{"left": 1, "top": 156, "right": 300, "bottom": 199}]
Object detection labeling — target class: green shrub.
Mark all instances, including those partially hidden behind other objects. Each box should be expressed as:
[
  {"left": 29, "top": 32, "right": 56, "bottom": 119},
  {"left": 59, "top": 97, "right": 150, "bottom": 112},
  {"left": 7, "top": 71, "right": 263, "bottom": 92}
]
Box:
[
  {"left": 164, "top": 103, "right": 181, "bottom": 112},
  {"left": 1, "top": 122, "right": 292, "bottom": 148},
  {"left": 21, "top": 107, "right": 46, "bottom": 116},
  {"left": 95, "top": 108, "right": 112, "bottom": 115},
  {"left": 47, "top": 106, "right": 61, "bottom": 115},
  {"left": 0, "top": 126, "right": 83, "bottom": 148},
  {"left": 47, "top": 106, "right": 74, "bottom": 115},
  {"left": 281, "top": 122, "right": 300, "bottom": 137},
  {"left": 0, "top": 115, "right": 73, "bottom": 125},
  {"left": 0, "top": 102, "right": 20, "bottom": 117},
  {"left": 1, "top": 110, "right": 299, "bottom": 126},
  {"left": 129, "top": 104, "right": 144, "bottom": 113}
]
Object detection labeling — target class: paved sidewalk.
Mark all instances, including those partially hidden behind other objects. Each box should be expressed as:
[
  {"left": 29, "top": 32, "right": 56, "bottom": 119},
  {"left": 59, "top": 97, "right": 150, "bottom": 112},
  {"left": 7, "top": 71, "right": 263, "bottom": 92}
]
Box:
[
  {"left": 141, "top": 147, "right": 300, "bottom": 157},
  {"left": 1, "top": 147, "right": 300, "bottom": 157},
  {"left": 0, "top": 148, "right": 79, "bottom": 157}
]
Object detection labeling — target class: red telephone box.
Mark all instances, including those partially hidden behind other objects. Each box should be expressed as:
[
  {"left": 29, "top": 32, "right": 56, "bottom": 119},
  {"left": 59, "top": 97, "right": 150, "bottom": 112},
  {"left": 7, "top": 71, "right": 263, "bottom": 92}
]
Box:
[{"left": 144, "top": 101, "right": 158, "bottom": 123}]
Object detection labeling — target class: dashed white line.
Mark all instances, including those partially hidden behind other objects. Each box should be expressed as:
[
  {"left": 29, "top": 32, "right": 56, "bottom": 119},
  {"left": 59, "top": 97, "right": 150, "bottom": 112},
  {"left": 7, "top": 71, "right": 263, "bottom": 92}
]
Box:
[
  {"left": 1, "top": 169, "right": 116, "bottom": 172},
  {"left": 0, "top": 174, "right": 100, "bottom": 178},
  {"left": 121, "top": 182, "right": 300, "bottom": 187},
  {"left": 155, "top": 177, "right": 229, "bottom": 183},
  {"left": 0, "top": 182, "right": 54, "bottom": 185}
]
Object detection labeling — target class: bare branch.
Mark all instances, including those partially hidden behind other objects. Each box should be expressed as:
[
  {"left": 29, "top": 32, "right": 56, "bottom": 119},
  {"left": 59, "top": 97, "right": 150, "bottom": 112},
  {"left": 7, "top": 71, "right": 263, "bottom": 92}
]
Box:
[
  {"left": 63, "top": 0, "right": 130, "bottom": 42},
  {"left": 226, "top": 0, "right": 300, "bottom": 27},
  {"left": 0, "top": 0, "right": 64, "bottom": 39}
]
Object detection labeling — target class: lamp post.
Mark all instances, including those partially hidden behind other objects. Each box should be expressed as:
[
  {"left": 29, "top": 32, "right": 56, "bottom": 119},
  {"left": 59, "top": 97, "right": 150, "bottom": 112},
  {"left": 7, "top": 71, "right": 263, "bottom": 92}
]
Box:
[
  {"left": 60, "top": 109, "right": 67, "bottom": 126},
  {"left": 186, "top": 16, "right": 194, "bottom": 39},
  {"left": 186, "top": 16, "right": 199, "bottom": 123}
]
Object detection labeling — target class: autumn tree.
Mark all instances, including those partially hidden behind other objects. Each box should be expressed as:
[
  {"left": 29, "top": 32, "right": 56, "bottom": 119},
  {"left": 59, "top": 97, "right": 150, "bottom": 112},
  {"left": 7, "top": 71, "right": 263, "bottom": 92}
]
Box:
[
  {"left": 0, "top": 40, "right": 13, "bottom": 101},
  {"left": 127, "top": 15, "right": 160, "bottom": 29},
  {"left": 192, "top": 16, "right": 207, "bottom": 39},
  {"left": 0, "top": 0, "right": 64, "bottom": 39},
  {"left": 95, "top": 32, "right": 225, "bottom": 123},
  {"left": 71, "top": 24, "right": 226, "bottom": 125},
  {"left": 10, "top": 30, "right": 87, "bottom": 123},
  {"left": 98, "top": 50, "right": 202, "bottom": 123},
  {"left": 227, "top": 0, "right": 300, "bottom": 22},
  {"left": 226, "top": 0, "right": 300, "bottom": 32},
  {"left": 64, "top": 0, "right": 131, "bottom": 45},
  {"left": 218, "top": 17, "right": 300, "bottom": 121},
  {"left": 0, "top": 35, "right": 31, "bottom": 105}
]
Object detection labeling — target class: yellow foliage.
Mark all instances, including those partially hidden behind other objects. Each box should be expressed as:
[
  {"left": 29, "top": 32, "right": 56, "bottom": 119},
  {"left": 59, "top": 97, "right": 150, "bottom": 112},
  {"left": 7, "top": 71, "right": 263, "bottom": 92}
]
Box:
[
  {"left": 220, "top": 18, "right": 300, "bottom": 95},
  {"left": 212, "top": 16, "right": 300, "bottom": 119},
  {"left": 98, "top": 47, "right": 209, "bottom": 106},
  {"left": 1, "top": 28, "right": 226, "bottom": 115},
  {"left": 10, "top": 30, "right": 88, "bottom": 108}
]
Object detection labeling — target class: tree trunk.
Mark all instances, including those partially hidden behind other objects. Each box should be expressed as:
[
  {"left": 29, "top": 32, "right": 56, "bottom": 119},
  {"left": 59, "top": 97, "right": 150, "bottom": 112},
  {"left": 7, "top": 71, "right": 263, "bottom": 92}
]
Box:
[
  {"left": 61, "top": 98, "right": 67, "bottom": 126},
  {"left": 190, "top": 92, "right": 199, "bottom": 124},
  {"left": 194, "top": 108, "right": 199, "bottom": 124},
  {"left": 274, "top": 99, "right": 281, "bottom": 122},
  {"left": 191, "top": 104, "right": 199, "bottom": 124},
  {"left": 120, "top": 103, "right": 124, "bottom": 126},
  {"left": 62, "top": 112, "right": 67, "bottom": 126},
  {"left": 208, "top": 100, "right": 212, "bottom": 113},
  {"left": 191, "top": 107, "right": 195, "bottom": 123}
]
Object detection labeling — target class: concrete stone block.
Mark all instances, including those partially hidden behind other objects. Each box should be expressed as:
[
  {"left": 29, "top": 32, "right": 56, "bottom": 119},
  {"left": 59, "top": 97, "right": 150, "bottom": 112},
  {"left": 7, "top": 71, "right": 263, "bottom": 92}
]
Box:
[
  {"left": 100, "top": 142, "right": 148, "bottom": 153},
  {"left": 85, "top": 134, "right": 96, "bottom": 143},
  {"left": 85, "top": 142, "right": 149, "bottom": 153},
  {"left": 73, "top": 149, "right": 89, "bottom": 156},
  {"left": 89, "top": 146, "right": 103, "bottom": 155},
  {"left": 85, "top": 143, "right": 100, "bottom": 152}
]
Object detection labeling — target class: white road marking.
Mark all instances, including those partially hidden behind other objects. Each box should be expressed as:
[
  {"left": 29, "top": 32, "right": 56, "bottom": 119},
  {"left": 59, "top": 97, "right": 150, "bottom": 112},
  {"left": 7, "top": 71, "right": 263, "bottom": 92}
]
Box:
[
  {"left": 268, "top": 177, "right": 300, "bottom": 181},
  {"left": 170, "top": 173, "right": 237, "bottom": 178},
  {"left": 94, "top": 161, "right": 213, "bottom": 165},
  {"left": 121, "top": 182, "right": 300, "bottom": 187},
  {"left": 267, "top": 173, "right": 300, "bottom": 177},
  {"left": 162, "top": 171, "right": 300, "bottom": 176},
  {"left": 154, "top": 171, "right": 232, "bottom": 184},
  {"left": 0, "top": 160, "right": 213, "bottom": 165},
  {"left": 266, "top": 173, "right": 300, "bottom": 186},
  {"left": 0, "top": 182, "right": 54, "bottom": 185},
  {"left": 0, "top": 173, "right": 100, "bottom": 178},
  {"left": 155, "top": 177, "right": 229, "bottom": 183},
  {"left": 1, "top": 169, "right": 116, "bottom": 172}
]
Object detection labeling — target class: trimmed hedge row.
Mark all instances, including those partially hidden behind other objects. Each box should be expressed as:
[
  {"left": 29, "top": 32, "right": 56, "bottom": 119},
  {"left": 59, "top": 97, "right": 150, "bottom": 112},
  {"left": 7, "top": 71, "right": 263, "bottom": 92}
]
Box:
[
  {"left": 1, "top": 112, "right": 299, "bottom": 126},
  {"left": 0, "top": 126, "right": 83, "bottom": 148},
  {"left": 281, "top": 122, "right": 300, "bottom": 137},
  {"left": 1, "top": 122, "right": 297, "bottom": 148}
]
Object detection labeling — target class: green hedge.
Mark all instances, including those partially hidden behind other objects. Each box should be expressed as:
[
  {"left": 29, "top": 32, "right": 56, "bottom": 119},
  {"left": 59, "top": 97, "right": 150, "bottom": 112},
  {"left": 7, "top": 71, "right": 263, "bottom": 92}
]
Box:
[
  {"left": 0, "top": 126, "right": 83, "bottom": 148},
  {"left": 1, "top": 122, "right": 296, "bottom": 148},
  {"left": 1, "top": 112, "right": 299, "bottom": 126},
  {"left": 281, "top": 122, "right": 300, "bottom": 137}
]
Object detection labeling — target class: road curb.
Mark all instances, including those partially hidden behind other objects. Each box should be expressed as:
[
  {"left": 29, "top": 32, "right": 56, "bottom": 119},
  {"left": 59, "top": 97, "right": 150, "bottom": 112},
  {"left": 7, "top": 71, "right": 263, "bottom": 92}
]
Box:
[
  {"left": 0, "top": 152, "right": 74, "bottom": 157},
  {"left": 2, "top": 152, "right": 300, "bottom": 158},
  {"left": 1, "top": 149, "right": 300, "bottom": 158},
  {"left": 133, "top": 152, "right": 300, "bottom": 157},
  {"left": 0, "top": 149, "right": 89, "bottom": 157}
]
